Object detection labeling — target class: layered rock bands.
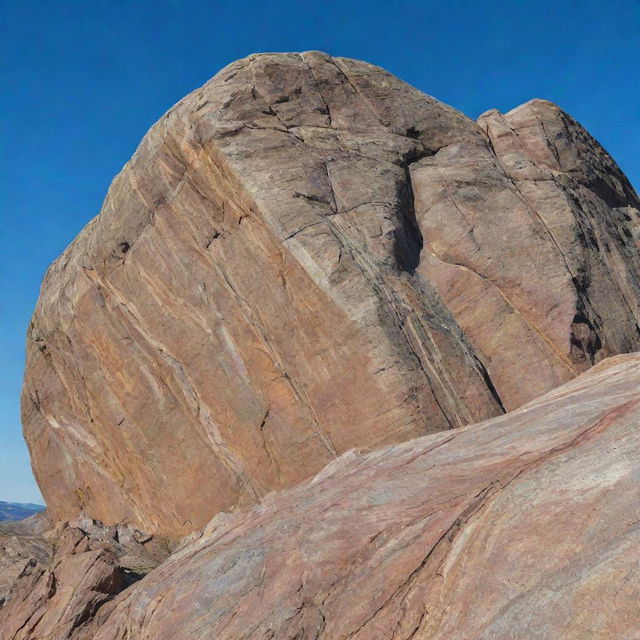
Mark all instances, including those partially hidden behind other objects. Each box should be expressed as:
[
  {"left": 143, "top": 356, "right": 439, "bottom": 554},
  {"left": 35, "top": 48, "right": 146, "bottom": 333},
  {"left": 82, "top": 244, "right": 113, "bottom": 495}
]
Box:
[{"left": 22, "top": 52, "right": 640, "bottom": 537}]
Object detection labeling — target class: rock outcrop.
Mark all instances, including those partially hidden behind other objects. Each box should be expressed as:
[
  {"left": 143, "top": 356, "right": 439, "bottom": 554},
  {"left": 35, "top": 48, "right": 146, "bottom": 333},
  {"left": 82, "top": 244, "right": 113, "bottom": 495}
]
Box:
[
  {"left": 22, "top": 52, "right": 640, "bottom": 537},
  {"left": 60, "top": 353, "right": 639, "bottom": 640},
  {"left": 0, "top": 514, "right": 52, "bottom": 607},
  {"left": 0, "top": 517, "right": 168, "bottom": 639}
]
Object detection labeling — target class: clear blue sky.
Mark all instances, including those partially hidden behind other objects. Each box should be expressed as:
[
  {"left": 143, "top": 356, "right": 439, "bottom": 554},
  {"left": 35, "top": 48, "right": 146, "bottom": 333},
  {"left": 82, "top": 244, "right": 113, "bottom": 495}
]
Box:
[{"left": 1, "top": 0, "right": 638, "bottom": 504}]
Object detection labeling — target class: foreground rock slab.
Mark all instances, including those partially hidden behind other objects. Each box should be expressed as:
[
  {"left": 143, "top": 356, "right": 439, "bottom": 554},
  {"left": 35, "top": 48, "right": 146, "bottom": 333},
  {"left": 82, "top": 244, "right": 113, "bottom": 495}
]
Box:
[
  {"left": 23, "top": 52, "right": 640, "bottom": 536},
  {"left": 77, "top": 354, "right": 640, "bottom": 640}
]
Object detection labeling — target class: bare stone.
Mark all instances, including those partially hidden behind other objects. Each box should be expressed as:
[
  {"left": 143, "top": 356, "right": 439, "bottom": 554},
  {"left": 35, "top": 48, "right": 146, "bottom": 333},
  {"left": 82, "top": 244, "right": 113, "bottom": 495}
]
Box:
[
  {"left": 21, "top": 53, "right": 640, "bottom": 540},
  {"left": 0, "top": 518, "right": 168, "bottom": 639},
  {"left": 77, "top": 354, "right": 640, "bottom": 640}
]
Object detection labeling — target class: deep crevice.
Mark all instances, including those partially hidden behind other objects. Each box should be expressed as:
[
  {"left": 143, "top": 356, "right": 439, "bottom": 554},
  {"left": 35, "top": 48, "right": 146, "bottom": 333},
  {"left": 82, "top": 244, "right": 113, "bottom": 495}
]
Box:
[
  {"left": 569, "top": 271, "right": 603, "bottom": 365},
  {"left": 293, "top": 191, "right": 331, "bottom": 205},
  {"left": 393, "top": 165, "right": 424, "bottom": 274},
  {"left": 474, "top": 358, "right": 507, "bottom": 414}
]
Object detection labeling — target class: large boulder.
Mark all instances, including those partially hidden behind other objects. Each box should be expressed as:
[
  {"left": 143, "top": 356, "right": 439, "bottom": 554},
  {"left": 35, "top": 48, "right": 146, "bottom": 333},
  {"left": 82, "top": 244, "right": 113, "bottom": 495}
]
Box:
[{"left": 22, "top": 52, "right": 640, "bottom": 536}]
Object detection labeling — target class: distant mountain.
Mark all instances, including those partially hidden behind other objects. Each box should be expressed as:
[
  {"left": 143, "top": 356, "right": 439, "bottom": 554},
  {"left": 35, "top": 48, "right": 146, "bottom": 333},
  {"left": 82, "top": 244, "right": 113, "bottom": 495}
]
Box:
[{"left": 0, "top": 501, "right": 45, "bottom": 522}]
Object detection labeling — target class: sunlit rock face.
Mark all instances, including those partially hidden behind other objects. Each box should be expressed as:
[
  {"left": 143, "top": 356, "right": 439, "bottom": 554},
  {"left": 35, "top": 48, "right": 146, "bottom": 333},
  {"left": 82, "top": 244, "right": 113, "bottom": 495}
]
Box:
[
  {"left": 22, "top": 52, "right": 640, "bottom": 537},
  {"left": 79, "top": 354, "right": 640, "bottom": 640}
]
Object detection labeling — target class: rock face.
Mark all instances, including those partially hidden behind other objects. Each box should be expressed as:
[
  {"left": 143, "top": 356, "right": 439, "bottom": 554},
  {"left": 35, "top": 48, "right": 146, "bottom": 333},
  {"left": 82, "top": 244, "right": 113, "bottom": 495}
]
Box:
[
  {"left": 22, "top": 52, "right": 640, "bottom": 536},
  {"left": 0, "top": 529, "right": 124, "bottom": 640},
  {"left": 0, "top": 515, "right": 52, "bottom": 607},
  {"left": 69, "top": 353, "right": 639, "bottom": 640}
]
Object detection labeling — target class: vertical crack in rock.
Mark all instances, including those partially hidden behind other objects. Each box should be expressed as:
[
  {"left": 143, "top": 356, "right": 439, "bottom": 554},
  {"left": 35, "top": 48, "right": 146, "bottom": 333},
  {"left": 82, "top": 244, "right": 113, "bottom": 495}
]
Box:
[
  {"left": 321, "top": 193, "right": 475, "bottom": 430},
  {"left": 299, "top": 54, "right": 333, "bottom": 126},
  {"left": 393, "top": 164, "right": 424, "bottom": 275},
  {"left": 473, "top": 358, "right": 507, "bottom": 414},
  {"left": 397, "top": 153, "right": 507, "bottom": 419}
]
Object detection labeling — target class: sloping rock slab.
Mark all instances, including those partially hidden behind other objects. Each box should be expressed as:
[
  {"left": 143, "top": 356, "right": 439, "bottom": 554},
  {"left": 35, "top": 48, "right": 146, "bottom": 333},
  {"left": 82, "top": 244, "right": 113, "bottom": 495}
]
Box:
[{"left": 83, "top": 354, "right": 640, "bottom": 640}]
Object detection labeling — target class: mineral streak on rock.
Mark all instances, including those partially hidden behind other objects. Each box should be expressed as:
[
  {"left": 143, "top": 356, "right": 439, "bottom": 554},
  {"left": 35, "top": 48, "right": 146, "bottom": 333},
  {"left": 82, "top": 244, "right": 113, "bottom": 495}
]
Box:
[
  {"left": 22, "top": 52, "right": 640, "bottom": 536},
  {"left": 77, "top": 354, "right": 640, "bottom": 640}
]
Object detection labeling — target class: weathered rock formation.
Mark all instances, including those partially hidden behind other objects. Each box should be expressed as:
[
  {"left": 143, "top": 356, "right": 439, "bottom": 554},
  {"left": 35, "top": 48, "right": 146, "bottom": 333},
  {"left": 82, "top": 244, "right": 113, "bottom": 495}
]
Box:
[
  {"left": 22, "top": 52, "right": 640, "bottom": 537},
  {"left": 0, "top": 514, "right": 52, "bottom": 607},
  {"left": 57, "top": 353, "right": 639, "bottom": 640},
  {"left": 0, "top": 517, "right": 168, "bottom": 639}
]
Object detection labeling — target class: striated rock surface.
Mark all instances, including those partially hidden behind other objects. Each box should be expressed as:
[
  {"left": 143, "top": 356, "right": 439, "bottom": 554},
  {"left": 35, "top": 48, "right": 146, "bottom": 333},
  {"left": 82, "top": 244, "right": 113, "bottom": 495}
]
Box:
[
  {"left": 0, "top": 517, "right": 168, "bottom": 639},
  {"left": 0, "top": 514, "right": 53, "bottom": 607},
  {"left": 420, "top": 99, "right": 640, "bottom": 406},
  {"left": 22, "top": 52, "right": 640, "bottom": 536},
  {"left": 69, "top": 353, "right": 640, "bottom": 640}
]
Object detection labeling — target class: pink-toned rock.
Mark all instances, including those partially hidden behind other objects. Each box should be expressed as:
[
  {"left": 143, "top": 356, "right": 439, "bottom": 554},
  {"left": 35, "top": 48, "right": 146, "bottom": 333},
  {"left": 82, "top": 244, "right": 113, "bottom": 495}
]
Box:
[
  {"left": 22, "top": 52, "right": 640, "bottom": 537},
  {"left": 0, "top": 517, "right": 52, "bottom": 608},
  {"left": 413, "top": 98, "right": 640, "bottom": 410},
  {"left": 0, "top": 528, "right": 123, "bottom": 640},
  {"left": 72, "top": 353, "right": 640, "bottom": 640},
  {"left": 0, "top": 519, "right": 168, "bottom": 639}
]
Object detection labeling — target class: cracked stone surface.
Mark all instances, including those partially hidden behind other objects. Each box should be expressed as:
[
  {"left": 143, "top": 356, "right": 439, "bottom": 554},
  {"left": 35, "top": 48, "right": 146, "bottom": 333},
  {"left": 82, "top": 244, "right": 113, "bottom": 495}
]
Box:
[
  {"left": 0, "top": 518, "right": 169, "bottom": 639},
  {"left": 71, "top": 353, "right": 640, "bottom": 640},
  {"left": 0, "top": 514, "right": 53, "bottom": 608},
  {"left": 22, "top": 52, "right": 640, "bottom": 537}
]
